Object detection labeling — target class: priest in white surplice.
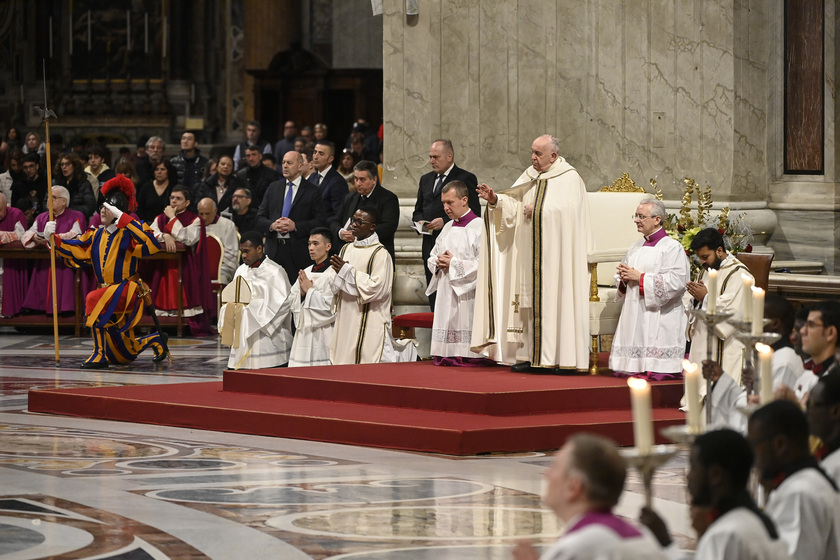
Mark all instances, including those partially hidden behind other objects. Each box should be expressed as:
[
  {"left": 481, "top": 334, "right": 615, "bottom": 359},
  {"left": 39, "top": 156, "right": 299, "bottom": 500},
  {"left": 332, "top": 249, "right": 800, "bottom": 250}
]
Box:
[
  {"left": 473, "top": 135, "right": 592, "bottom": 374},
  {"left": 218, "top": 231, "right": 293, "bottom": 369},
  {"left": 610, "top": 198, "right": 690, "bottom": 380},
  {"left": 330, "top": 208, "right": 416, "bottom": 364},
  {"left": 425, "top": 181, "right": 493, "bottom": 366},
  {"left": 285, "top": 227, "right": 336, "bottom": 367},
  {"left": 686, "top": 228, "right": 754, "bottom": 384}
]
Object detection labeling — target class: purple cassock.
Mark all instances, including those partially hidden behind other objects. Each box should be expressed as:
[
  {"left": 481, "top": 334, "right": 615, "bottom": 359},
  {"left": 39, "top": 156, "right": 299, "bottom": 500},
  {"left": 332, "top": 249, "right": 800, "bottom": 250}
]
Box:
[
  {"left": 22, "top": 209, "right": 87, "bottom": 314},
  {"left": 0, "top": 206, "right": 28, "bottom": 317}
]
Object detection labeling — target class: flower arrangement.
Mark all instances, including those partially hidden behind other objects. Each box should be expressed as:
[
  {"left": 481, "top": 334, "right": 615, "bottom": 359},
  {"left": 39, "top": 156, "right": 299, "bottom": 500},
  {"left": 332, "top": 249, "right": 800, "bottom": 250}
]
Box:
[{"left": 652, "top": 177, "right": 753, "bottom": 277}]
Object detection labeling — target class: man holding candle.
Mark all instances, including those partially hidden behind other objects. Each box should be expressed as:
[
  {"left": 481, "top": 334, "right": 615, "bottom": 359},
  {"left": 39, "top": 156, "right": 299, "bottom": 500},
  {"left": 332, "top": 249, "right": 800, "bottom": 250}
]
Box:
[
  {"left": 748, "top": 400, "right": 840, "bottom": 560},
  {"left": 610, "top": 198, "right": 690, "bottom": 379},
  {"left": 686, "top": 228, "right": 754, "bottom": 385},
  {"left": 512, "top": 433, "right": 668, "bottom": 560}
]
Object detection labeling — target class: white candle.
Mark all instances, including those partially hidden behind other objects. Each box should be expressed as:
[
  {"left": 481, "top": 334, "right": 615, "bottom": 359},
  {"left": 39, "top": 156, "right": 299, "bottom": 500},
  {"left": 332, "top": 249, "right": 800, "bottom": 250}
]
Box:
[
  {"left": 162, "top": 16, "right": 167, "bottom": 58},
  {"left": 628, "top": 378, "right": 654, "bottom": 454},
  {"left": 751, "top": 286, "right": 765, "bottom": 336},
  {"left": 49, "top": 17, "right": 53, "bottom": 58},
  {"left": 741, "top": 273, "right": 754, "bottom": 322},
  {"left": 144, "top": 13, "right": 149, "bottom": 54},
  {"left": 706, "top": 268, "right": 719, "bottom": 314},
  {"left": 87, "top": 10, "right": 92, "bottom": 52},
  {"left": 126, "top": 10, "right": 131, "bottom": 51},
  {"left": 757, "top": 343, "right": 774, "bottom": 404},
  {"left": 683, "top": 360, "right": 702, "bottom": 431}
]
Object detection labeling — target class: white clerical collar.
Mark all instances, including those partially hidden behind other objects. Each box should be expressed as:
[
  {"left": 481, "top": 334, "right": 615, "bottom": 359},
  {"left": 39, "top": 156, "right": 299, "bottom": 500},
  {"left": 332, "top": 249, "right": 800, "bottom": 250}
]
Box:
[{"left": 354, "top": 232, "right": 380, "bottom": 247}]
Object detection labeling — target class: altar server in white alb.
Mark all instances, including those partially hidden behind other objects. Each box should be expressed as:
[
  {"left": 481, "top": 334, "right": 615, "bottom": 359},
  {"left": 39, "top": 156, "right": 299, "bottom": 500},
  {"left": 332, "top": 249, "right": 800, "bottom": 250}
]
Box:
[
  {"left": 330, "top": 208, "right": 416, "bottom": 364},
  {"left": 512, "top": 433, "right": 668, "bottom": 560},
  {"left": 425, "top": 181, "right": 492, "bottom": 366},
  {"left": 808, "top": 373, "right": 840, "bottom": 486},
  {"left": 685, "top": 228, "right": 754, "bottom": 384},
  {"left": 285, "top": 227, "right": 336, "bottom": 367},
  {"left": 473, "top": 134, "right": 592, "bottom": 374},
  {"left": 609, "top": 198, "right": 690, "bottom": 380},
  {"left": 219, "top": 231, "right": 293, "bottom": 369}
]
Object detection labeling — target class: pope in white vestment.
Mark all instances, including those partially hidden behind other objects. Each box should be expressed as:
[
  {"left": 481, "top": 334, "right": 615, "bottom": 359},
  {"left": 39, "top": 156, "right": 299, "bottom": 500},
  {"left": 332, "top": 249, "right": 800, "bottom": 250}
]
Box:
[
  {"left": 610, "top": 200, "right": 690, "bottom": 378},
  {"left": 218, "top": 234, "right": 292, "bottom": 369},
  {"left": 472, "top": 135, "right": 592, "bottom": 372},
  {"left": 686, "top": 246, "right": 754, "bottom": 384}
]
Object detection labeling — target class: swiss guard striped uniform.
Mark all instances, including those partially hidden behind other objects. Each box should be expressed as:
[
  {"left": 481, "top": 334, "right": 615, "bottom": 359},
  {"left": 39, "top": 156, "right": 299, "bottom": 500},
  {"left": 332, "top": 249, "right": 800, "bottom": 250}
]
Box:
[{"left": 56, "top": 213, "right": 166, "bottom": 366}]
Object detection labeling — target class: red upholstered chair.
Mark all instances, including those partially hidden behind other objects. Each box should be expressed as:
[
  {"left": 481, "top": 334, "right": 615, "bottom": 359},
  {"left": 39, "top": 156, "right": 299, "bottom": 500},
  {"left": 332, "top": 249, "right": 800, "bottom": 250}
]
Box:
[
  {"left": 205, "top": 233, "right": 224, "bottom": 315},
  {"left": 392, "top": 312, "right": 434, "bottom": 339}
]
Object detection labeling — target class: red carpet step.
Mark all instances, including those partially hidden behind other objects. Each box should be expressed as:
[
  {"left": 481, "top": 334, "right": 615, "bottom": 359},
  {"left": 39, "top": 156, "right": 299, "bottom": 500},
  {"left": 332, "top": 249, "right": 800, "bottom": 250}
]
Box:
[{"left": 29, "top": 362, "right": 686, "bottom": 455}]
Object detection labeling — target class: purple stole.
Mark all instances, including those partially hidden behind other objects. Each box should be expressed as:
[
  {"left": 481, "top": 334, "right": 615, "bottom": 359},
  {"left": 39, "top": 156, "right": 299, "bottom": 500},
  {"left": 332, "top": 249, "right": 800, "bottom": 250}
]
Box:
[
  {"left": 452, "top": 210, "right": 478, "bottom": 228},
  {"left": 0, "top": 206, "right": 28, "bottom": 316},
  {"left": 565, "top": 510, "right": 642, "bottom": 539},
  {"left": 642, "top": 226, "right": 668, "bottom": 247}
]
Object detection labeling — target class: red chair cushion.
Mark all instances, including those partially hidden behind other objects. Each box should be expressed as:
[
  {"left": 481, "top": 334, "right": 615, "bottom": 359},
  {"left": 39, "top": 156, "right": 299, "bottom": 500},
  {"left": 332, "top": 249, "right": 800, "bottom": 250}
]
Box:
[{"left": 393, "top": 312, "right": 434, "bottom": 329}]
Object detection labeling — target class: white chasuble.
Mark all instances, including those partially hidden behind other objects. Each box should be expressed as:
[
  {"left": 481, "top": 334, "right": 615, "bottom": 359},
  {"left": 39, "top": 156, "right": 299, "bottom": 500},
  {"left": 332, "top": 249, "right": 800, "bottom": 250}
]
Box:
[
  {"left": 286, "top": 263, "right": 336, "bottom": 367},
  {"left": 471, "top": 157, "right": 592, "bottom": 370},
  {"left": 686, "top": 255, "right": 753, "bottom": 384},
  {"left": 426, "top": 214, "right": 483, "bottom": 359},
  {"left": 330, "top": 234, "right": 394, "bottom": 365},
  {"left": 609, "top": 232, "right": 690, "bottom": 374},
  {"left": 218, "top": 257, "right": 292, "bottom": 369}
]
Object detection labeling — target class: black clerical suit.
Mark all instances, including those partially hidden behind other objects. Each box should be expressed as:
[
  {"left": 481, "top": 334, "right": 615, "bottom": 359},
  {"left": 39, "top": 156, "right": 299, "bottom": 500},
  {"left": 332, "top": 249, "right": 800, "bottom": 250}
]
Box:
[
  {"left": 412, "top": 164, "right": 480, "bottom": 309},
  {"left": 258, "top": 177, "right": 327, "bottom": 282},
  {"left": 330, "top": 183, "right": 400, "bottom": 264},
  {"left": 310, "top": 165, "right": 349, "bottom": 223}
]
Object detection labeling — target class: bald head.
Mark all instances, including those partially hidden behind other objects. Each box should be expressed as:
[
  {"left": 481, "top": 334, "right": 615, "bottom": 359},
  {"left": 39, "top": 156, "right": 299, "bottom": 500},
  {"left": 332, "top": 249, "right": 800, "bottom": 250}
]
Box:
[{"left": 197, "top": 197, "right": 218, "bottom": 226}]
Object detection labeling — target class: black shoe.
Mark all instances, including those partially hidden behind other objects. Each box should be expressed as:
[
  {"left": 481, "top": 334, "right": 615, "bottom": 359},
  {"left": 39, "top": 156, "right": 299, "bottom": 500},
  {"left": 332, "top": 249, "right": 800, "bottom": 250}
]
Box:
[
  {"left": 510, "top": 361, "right": 532, "bottom": 373},
  {"left": 80, "top": 361, "right": 109, "bottom": 369},
  {"left": 152, "top": 332, "right": 170, "bottom": 363}
]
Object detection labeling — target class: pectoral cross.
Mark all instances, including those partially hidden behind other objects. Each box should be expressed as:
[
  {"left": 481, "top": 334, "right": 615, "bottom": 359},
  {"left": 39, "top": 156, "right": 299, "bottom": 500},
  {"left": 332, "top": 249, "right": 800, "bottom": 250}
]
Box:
[{"left": 511, "top": 294, "right": 521, "bottom": 313}]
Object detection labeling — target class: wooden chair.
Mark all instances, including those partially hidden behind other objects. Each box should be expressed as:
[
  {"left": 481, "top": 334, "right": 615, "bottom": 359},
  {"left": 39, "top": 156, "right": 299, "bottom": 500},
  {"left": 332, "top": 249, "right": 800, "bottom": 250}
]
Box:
[{"left": 735, "top": 252, "right": 774, "bottom": 290}]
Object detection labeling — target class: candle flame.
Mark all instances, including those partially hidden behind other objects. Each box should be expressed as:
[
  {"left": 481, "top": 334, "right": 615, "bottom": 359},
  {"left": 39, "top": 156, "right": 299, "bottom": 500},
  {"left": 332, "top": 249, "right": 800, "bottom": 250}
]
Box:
[{"left": 627, "top": 377, "right": 649, "bottom": 390}]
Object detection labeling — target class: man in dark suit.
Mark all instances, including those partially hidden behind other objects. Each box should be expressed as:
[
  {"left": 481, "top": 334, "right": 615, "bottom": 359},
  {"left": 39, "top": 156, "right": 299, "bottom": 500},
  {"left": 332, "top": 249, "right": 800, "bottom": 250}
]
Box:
[
  {"left": 310, "top": 141, "right": 350, "bottom": 223},
  {"left": 258, "top": 151, "right": 327, "bottom": 282},
  {"left": 237, "top": 145, "right": 279, "bottom": 210},
  {"left": 413, "top": 139, "right": 480, "bottom": 309},
  {"left": 330, "top": 160, "right": 400, "bottom": 264}
]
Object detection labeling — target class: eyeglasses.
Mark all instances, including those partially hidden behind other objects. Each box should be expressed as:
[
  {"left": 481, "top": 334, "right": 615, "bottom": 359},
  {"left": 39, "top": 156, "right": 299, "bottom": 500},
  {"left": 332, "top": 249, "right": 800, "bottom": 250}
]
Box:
[
  {"left": 231, "top": 194, "right": 250, "bottom": 199},
  {"left": 59, "top": 161, "right": 72, "bottom": 167},
  {"left": 805, "top": 320, "right": 825, "bottom": 330},
  {"left": 632, "top": 214, "right": 652, "bottom": 220},
  {"left": 350, "top": 218, "right": 373, "bottom": 226}
]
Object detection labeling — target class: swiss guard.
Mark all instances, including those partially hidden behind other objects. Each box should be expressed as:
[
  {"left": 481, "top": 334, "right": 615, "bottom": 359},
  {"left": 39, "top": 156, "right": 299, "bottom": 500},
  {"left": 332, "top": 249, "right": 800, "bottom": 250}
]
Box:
[{"left": 49, "top": 175, "right": 170, "bottom": 368}]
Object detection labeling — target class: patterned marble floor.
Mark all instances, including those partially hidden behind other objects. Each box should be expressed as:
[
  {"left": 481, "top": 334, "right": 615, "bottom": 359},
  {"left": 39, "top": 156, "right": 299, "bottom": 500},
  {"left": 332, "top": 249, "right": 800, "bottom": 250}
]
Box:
[{"left": 0, "top": 329, "right": 693, "bottom": 559}]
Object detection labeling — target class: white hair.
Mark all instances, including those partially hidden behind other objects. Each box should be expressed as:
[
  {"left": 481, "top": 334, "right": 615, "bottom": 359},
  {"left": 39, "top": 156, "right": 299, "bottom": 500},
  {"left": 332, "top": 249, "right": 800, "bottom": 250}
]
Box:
[
  {"left": 639, "top": 197, "right": 666, "bottom": 220},
  {"left": 52, "top": 186, "right": 70, "bottom": 203}
]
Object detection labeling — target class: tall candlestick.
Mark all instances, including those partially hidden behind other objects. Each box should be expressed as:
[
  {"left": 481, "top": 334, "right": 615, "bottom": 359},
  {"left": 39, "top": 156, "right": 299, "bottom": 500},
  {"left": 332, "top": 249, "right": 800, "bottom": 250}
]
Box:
[
  {"left": 49, "top": 17, "right": 53, "bottom": 58},
  {"left": 628, "top": 378, "right": 654, "bottom": 454},
  {"left": 162, "top": 16, "right": 167, "bottom": 58},
  {"left": 706, "top": 268, "right": 719, "bottom": 313},
  {"left": 751, "top": 286, "right": 765, "bottom": 336},
  {"left": 741, "top": 273, "right": 754, "bottom": 322},
  {"left": 756, "top": 343, "right": 774, "bottom": 404},
  {"left": 144, "top": 13, "right": 148, "bottom": 54},
  {"left": 87, "top": 10, "right": 91, "bottom": 52},
  {"left": 683, "top": 360, "right": 702, "bottom": 431},
  {"left": 126, "top": 10, "right": 131, "bottom": 51}
]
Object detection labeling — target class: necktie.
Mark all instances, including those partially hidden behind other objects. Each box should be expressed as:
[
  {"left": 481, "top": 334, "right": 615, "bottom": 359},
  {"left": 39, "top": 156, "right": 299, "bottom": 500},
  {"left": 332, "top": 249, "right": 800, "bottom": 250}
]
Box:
[
  {"left": 315, "top": 173, "right": 322, "bottom": 186},
  {"left": 281, "top": 181, "right": 294, "bottom": 217},
  {"left": 433, "top": 174, "right": 445, "bottom": 195}
]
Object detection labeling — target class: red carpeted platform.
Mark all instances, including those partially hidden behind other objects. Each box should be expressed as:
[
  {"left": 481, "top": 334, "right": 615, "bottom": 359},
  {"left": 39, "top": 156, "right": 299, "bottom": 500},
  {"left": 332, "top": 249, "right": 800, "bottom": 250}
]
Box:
[{"left": 29, "top": 362, "right": 686, "bottom": 455}]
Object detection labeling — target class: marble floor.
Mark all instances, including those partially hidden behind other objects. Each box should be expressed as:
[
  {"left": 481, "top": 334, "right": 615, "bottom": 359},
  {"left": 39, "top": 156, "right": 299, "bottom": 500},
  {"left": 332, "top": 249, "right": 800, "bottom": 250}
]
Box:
[{"left": 0, "top": 329, "right": 693, "bottom": 559}]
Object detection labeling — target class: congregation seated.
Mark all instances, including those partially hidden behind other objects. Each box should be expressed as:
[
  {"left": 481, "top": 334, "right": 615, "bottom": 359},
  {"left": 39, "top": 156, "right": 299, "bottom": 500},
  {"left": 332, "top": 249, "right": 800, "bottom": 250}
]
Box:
[
  {"left": 197, "top": 197, "right": 239, "bottom": 285},
  {"left": 0, "top": 192, "right": 28, "bottom": 317},
  {"left": 52, "top": 153, "right": 97, "bottom": 219}
]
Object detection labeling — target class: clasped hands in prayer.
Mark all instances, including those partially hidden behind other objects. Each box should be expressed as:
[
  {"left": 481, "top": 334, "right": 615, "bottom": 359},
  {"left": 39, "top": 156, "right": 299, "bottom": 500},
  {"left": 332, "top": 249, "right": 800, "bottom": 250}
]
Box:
[
  {"left": 476, "top": 183, "right": 534, "bottom": 219},
  {"left": 617, "top": 263, "right": 641, "bottom": 284},
  {"left": 329, "top": 254, "right": 347, "bottom": 273},
  {"left": 686, "top": 280, "right": 708, "bottom": 301},
  {"left": 435, "top": 250, "right": 453, "bottom": 273},
  {"left": 271, "top": 217, "right": 296, "bottom": 234}
]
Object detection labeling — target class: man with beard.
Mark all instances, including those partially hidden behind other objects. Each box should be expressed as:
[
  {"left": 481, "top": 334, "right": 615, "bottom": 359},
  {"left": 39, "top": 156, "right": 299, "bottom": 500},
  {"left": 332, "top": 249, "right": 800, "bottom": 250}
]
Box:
[
  {"left": 136, "top": 136, "right": 165, "bottom": 186},
  {"left": 229, "top": 187, "right": 261, "bottom": 234},
  {"left": 686, "top": 228, "right": 754, "bottom": 384}
]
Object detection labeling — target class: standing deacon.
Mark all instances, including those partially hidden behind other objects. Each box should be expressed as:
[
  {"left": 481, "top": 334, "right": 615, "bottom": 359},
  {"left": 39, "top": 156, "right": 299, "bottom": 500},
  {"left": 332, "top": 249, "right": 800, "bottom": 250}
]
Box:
[
  {"left": 219, "top": 231, "right": 293, "bottom": 369},
  {"left": 413, "top": 139, "right": 479, "bottom": 310},
  {"left": 609, "top": 198, "right": 690, "bottom": 379},
  {"left": 285, "top": 227, "right": 337, "bottom": 367},
  {"left": 425, "top": 181, "right": 490, "bottom": 366},
  {"left": 686, "top": 228, "right": 754, "bottom": 383},
  {"left": 473, "top": 135, "right": 591, "bottom": 374},
  {"left": 52, "top": 176, "right": 169, "bottom": 368}
]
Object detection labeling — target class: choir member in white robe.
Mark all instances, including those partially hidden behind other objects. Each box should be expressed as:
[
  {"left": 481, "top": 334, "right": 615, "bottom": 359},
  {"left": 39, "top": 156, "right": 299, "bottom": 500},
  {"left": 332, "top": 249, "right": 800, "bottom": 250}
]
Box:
[
  {"left": 425, "top": 181, "right": 491, "bottom": 366},
  {"left": 473, "top": 135, "right": 592, "bottom": 373},
  {"left": 218, "top": 231, "right": 292, "bottom": 369},
  {"left": 330, "top": 208, "right": 416, "bottom": 365},
  {"left": 513, "top": 434, "right": 668, "bottom": 560},
  {"left": 808, "top": 373, "right": 840, "bottom": 486},
  {"left": 640, "top": 429, "right": 790, "bottom": 560},
  {"left": 285, "top": 228, "right": 336, "bottom": 367},
  {"left": 686, "top": 228, "right": 754, "bottom": 384},
  {"left": 703, "top": 294, "right": 803, "bottom": 431},
  {"left": 748, "top": 400, "right": 840, "bottom": 560},
  {"left": 779, "top": 301, "right": 840, "bottom": 402},
  {"left": 610, "top": 198, "right": 690, "bottom": 379},
  {"left": 199, "top": 197, "right": 240, "bottom": 284}
]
